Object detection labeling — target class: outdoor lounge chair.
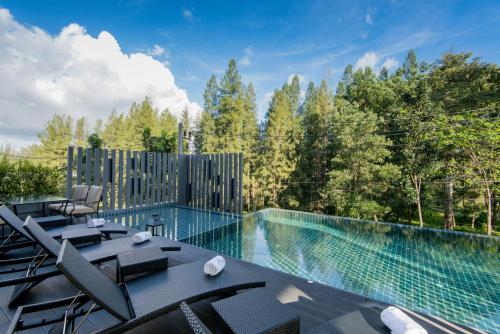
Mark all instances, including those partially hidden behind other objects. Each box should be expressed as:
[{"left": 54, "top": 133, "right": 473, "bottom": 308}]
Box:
[
  {"left": 0, "top": 216, "right": 181, "bottom": 307},
  {"left": 47, "top": 184, "right": 89, "bottom": 213},
  {"left": 59, "top": 185, "right": 103, "bottom": 221},
  {"left": 0, "top": 205, "right": 127, "bottom": 255},
  {"left": 7, "top": 240, "right": 266, "bottom": 334}
]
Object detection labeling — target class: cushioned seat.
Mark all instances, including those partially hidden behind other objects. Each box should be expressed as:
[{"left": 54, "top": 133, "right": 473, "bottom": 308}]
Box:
[
  {"left": 62, "top": 204, "right": 95, "bottom": 215},
  {"left": 49, "top": 184, "right": 89, "bottom": 212}
]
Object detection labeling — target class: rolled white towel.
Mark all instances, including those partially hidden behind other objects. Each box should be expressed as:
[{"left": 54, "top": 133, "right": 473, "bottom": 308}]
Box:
[
  {"left": 381, "top": 306, "right": 427, "bottom": 334},
  {"left": 87, "top": 218, "right": 105, "bottom": 228},
  {"left": 203, "top": 256, "right": 225, "bottom": 276},
  {"left": 132, "top": 231, "right": 152, "bottom": 244}
]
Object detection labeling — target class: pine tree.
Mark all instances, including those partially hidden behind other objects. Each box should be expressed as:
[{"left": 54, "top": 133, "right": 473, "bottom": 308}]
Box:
[
  {"left": 203, "top": 75, "right": 219, "bottom": 116},
  {"left": 336, "top": 64, "right": 353, "bottom": 97},
  {"left": 181, "top": 106, "right": 191, "bottom": 153},
  {"left": 195, "top": 76, "right": 220, "bottom": 153},
  {"left": 35, "top": 114, "right": 74, "bottom": 167},
  {"left": 293, "top": 81, "right": 334, "bottom": 210},
  {"left": 283, "top": 75, "right": 301, "bottom": 116},
  {"left": 126, "top": 97, "right": 160, "bottom": 150},
  {"left": 74, "top": 117, "right": 88, "bottom": 147},
  {"left": 159, "top": 109, "right": 178, "bottom": 136},
  {"left": 102, "top": 110, "right": 128, "bottom": 149},
  {"left": 323, "top": 100, "right": 400, "bottom": 220},
  {"left": 379, "top": 67, "right": 389, "bottom": 81},
  {"left": 402, "top": 49, "right": 418, "bottom": 81},
  {"left": 194, "top": 112, "right": 216, "bottom": 153},
  {"left": 259, "top": 89, "right": 299, "bottom": 206}
]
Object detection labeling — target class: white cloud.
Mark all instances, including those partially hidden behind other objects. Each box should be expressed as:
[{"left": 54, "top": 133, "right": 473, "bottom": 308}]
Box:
[
  {"left": 365, "top": 12, "right": 373, "bottom": 25},
  {"left": 354, "top": 51, "right": 378, "bottom": 70},
  {"left": 0, "top": 8, "right": 201, "bottom": 148},
  {"left": 381, "top": 57, "right": 399, "bottom": 70},
  {"left": 354, "top": 51, "right": 399, "bottom": 73},
  {"left": 182, "top": 8, "right": 193, "bottom": 20},
  {"left": 148, "top": 44, "right": 165, "bottom": 56},
  {"left": 239, "top": 47, "right": 253, "bottom": 66}
]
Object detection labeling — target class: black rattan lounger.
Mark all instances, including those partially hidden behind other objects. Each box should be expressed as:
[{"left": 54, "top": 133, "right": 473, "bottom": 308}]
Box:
[
  {"left": 0, "top": 216, "right": 181, "bottom": 307},
  {"left": 0, "top": 205, "right": 127, "bottom": 254},
  {"left": 8, "top": 240, "right": 265, "bottom": 334}
]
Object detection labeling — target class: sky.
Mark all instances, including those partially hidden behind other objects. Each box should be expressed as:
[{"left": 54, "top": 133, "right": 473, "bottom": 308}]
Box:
[{"left": 0, "top": 0, "right": 499, "bottom": 149}]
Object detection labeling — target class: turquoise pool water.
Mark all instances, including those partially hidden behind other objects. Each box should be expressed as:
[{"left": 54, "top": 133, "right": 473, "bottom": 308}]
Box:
[
  {"left": 101, "top": 203, "right": 241, "bottom": 242},
  {"left": 185, "top": 208, "right": 500, "bottom": 333}
]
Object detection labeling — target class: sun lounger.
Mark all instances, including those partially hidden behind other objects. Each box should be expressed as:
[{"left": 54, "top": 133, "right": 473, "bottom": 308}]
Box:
[
  {"left": 0, "top": 216, "right": 180, "bottom": 307},
  {"left": 7, "top": 240, "right": 265, "bottom": 333},
  {"left": 0, "top": 205, "right": 127, "bottom": 254}
]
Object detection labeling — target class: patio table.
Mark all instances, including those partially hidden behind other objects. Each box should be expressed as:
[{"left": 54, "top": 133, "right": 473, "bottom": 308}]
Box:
[{"left": 2, "top": 195, "right": 68, "bottom": 216}]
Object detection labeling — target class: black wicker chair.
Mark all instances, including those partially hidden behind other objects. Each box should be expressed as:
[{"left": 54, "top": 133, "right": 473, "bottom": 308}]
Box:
[
  {"left": 0, "top": 205, "right": 127, "bottom": 255},
  {"left": 0, "top": 216, "right": 181, "bottom": 307},
  {"left": 8, "top": 240, "right": 266, "bottom": 334}
]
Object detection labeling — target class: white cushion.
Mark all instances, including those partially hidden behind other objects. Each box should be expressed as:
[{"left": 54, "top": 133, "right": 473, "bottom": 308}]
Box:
[
  {"left": 48, "top": 203, "right": 64, "bottom": 210},
  {"left": 64, "top": 204, "right": 95, "bottom": 215}
]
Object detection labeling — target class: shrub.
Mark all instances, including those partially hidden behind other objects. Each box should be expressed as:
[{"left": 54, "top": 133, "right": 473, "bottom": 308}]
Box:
[{"left": 0, "top": 157, "right": 63, "bottom": 199}]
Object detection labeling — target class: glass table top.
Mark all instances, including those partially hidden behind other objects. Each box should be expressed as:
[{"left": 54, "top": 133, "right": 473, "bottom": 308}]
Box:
[{"left": 3, "top": 195, "right": 67, "bottom": 205}]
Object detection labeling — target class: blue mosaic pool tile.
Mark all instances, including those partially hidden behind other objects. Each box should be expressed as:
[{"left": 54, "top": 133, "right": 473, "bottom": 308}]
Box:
[{"left": 197, "top": 208, "right": 500, "bottom": 333}]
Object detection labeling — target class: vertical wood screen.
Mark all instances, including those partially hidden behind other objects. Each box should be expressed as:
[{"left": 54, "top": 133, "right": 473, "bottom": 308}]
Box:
[{"left": 66, "top": 148, "right": 243, "bottom": 214}]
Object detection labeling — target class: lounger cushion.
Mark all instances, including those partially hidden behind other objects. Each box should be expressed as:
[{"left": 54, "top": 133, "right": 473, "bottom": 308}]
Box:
[
  {"left": 63, "top": 204, "right": 95, "bottom": 215},
  {"left": 126, "top": 261, "right": 265, "bottom": 318}
]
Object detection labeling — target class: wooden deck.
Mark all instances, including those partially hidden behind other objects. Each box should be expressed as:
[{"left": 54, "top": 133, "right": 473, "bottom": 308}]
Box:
[{"left": 0, "top": 227, "right": 483, "bottom": 334}]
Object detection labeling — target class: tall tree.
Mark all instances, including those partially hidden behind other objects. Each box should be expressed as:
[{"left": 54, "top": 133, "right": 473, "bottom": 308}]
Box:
[
  {"left": 181, "top": 106, "right": 191, "bottom": 153},
  {"left": 203, "top": 75, "right": 219, "bottom": 116},
  {"left": 102, "top": 110, "right": 128, "bottom": 149},
  {"left": 126, "top": 97, "right": 160, "bottom": 150},
  {"left": 429, "top": 52, "right": 500, "bottom": 233},
  {"left": 73, "top": 117, "right": 88, "bottom": 147},
  {"left": 283, "top": 75, "right": 302, "bottom": 116},
  {"left": 293, "top": 81, "right": 334, "bottom": 211},
  {"left": 159, "top": 109, "right": 178, "bottom": 136},
  {"left": 35, "top": 114, "right": 73, "bottom": 167},
  {"left": 323, "top": 100, "right": 400, "bottom": 220},
  {"left": 259, "top": 89, "right": 300, "bottom": 206},
  {"left": 336, "top": 64, "right": 353, "bottom": 97}
]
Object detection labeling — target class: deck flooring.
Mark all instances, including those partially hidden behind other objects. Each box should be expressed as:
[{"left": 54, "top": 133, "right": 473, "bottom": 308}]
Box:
[{"left": 0, "top": 225, "right": 483, "bottom": 334}]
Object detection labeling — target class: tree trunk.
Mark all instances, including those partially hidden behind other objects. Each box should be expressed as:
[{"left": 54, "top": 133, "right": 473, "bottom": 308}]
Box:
[
  {"left": 412, "top": 175, "right": 424, "bottom": 227},
  {"left": 444, "top": 175, "right": 455, "bottom": 230},
  {"left": 471, "top": 216, "right": 475, "bottom": 229},
  {"left": 485, "top": 188, "right": 492, "bottom": 235}
]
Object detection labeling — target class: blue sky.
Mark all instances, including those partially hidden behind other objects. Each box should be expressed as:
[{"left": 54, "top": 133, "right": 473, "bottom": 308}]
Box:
[{"left": 1, "top": 0, "right": 499, "bottom": 122}]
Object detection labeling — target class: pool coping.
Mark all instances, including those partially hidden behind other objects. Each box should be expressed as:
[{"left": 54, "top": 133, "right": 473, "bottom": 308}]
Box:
[{"left": 254, "top": 207, "right": 500, "bottom": 242}]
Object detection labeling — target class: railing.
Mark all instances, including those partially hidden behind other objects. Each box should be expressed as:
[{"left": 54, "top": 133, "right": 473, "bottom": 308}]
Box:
[{"left": 66, "top": 147, "right": 243, "bottom": 214}]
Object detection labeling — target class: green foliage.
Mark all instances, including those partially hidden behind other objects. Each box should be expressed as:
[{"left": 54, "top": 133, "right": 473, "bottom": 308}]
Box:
[
  {"left": 0, "top": 157, "right": 62, "bottom": 198},
  {"left": 323, "top": 100, "right": 400, "bottom": 220},
  {"left": 34, "top": 114, "right": 73, "bottom": 168},
  {"left": 87, "top": 133, "right": 103, "bottom": 149},
  {"left": 16, "top": 50, "right": 499, "bottom": 236},
  {"left": 142, "top": 127, "right": 176, "bottom": 152},
  {"left": 195, "top": 60, "right": 260, "bottom": 210}
]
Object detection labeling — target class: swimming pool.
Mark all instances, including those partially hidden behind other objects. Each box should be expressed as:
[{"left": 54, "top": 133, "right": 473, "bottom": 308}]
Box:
[
  {"left": 185, "top": 208, "right": 500, "bottom": 333},
  {"left": 100, "top": 203, "right": 241, "bottom": 242}
]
